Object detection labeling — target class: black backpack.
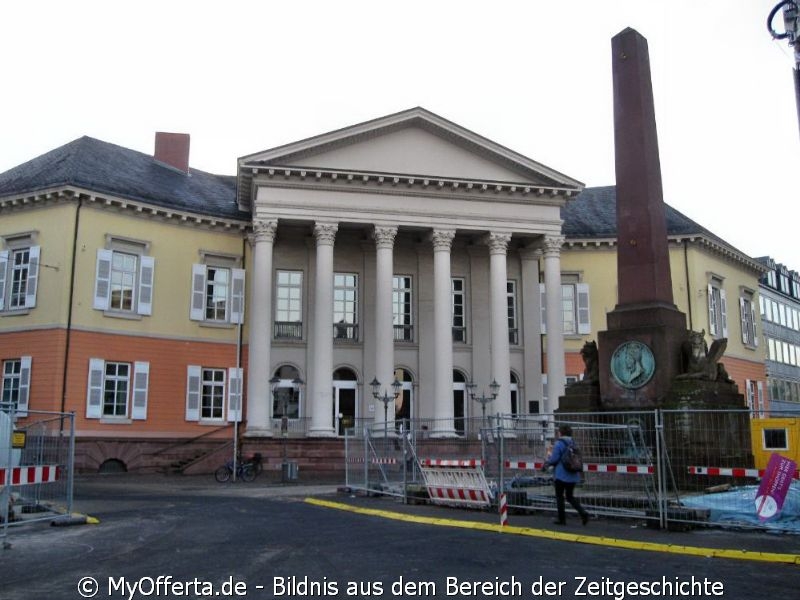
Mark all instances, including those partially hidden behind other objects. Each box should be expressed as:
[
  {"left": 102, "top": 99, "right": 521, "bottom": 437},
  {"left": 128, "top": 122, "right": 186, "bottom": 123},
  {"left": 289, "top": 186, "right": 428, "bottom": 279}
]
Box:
[{"left": 560, "top": 439, "right": 583, "bottom": 473}]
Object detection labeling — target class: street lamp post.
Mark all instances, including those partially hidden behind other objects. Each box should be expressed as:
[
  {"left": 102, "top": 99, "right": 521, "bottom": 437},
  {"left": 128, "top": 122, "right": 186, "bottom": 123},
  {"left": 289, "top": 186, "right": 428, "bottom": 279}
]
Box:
[
  {"left": 370, "top": 376, "right": 402, "bottom": 440},
  {"left": 466, "top": 379, "right": 500, "bottom": 427},
  {"left": 271, "top": 375, "right": 304, "bottom": 482}
]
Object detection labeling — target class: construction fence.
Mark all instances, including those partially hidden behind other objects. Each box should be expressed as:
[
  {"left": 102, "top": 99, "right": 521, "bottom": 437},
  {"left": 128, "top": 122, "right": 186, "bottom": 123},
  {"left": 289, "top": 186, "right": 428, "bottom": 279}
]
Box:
[
  {"left": 345, "top": 409, "right": 800, "bottom": 533},
  {"left": 1, "top": 405, "right": 76, "bottom": 540}
]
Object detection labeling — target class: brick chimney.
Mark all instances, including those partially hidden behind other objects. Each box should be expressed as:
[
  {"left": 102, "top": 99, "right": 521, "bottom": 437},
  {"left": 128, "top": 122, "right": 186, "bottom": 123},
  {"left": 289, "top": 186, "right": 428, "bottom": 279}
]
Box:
[{"left": 154, "top": 132, "right": 190, "bottom": 174}]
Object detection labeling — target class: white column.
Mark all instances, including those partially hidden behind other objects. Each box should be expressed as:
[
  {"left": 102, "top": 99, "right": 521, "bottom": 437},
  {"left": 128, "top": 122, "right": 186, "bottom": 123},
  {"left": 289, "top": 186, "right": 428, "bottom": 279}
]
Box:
[
  {"left": 488, "top": 232, "right": 513, "bottom": 415},
  {"left": 520, "top": 247, "right": 543, "bottom": 416},
  {"left": 373, "top": 226, "right": 397, "bottom": 432},
  {"left": 543, "top": 235, "right": 566, "bottom": 412},
  {"left": 245, "top": 219, "right": 277, "bottom": 437},
  {"left": 431, "top": 229, "right": 456, "bottom": 436},
  {"left": 309, "top": 222, "right": 338, "bottom": 437}
]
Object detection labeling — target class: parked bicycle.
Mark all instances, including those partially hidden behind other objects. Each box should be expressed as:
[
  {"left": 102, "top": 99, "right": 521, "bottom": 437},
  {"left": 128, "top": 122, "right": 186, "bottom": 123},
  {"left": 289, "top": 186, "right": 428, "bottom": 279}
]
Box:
[{"left": 214, "top": 455, "right": 259, "bottom": 483}]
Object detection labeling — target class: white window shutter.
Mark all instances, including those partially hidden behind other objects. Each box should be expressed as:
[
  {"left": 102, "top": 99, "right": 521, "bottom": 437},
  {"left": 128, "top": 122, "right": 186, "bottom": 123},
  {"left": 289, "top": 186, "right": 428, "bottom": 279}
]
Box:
[
  {"left": 753, "top": 314, "right": 759, "bottom": 347},
  {"left": 0, "top": 250, "right": 8, "bottom": 311},
  {"left": 740, "top": 297, "right": 748, "bottom": 344},
  {"left": 541, "top": 374, "right": 548, "bottom": 406},
  {"left": 227, "top": 367, "right": 243, "bottom": 422},
  {"left": 186, "top": 365, "right": 201, "bottom": 421},
  {"left": 230, "top": 268, "right": 246, "bottom": 324},
  {"left": 86, "top": 358, "right": 105, "bottom": 419},
  {"left": 137, "top": 256, "right": 155, "bottom": 316},
  {"left": 539, "top": 283, "right": 547, "bottom": 334},
  {"left": 132, "top": 362, "right": 149, "bottom": 420},
  {"left": 94, "top": 249, "right": 113, "bottom": 310},
  {"left": 720, "top": 289, "right": 728, "bottom": 338},
  {"left": 707, "top": 284, "right": 716, "bottom": 336},
  {"left": 190, "top": 264, "right": 206, "bottom": 321},
  {"left": 17, "top": 356, "right": 32, "bottom": 416},
  {"left": 24, "top": 245, "right": 40, "bottom": 308},
  {"left": 757, "top": 380, "right": 765, "bottom": 416},
  {"left": 577, "top": 283, "right": 591, "bottom": 334}
]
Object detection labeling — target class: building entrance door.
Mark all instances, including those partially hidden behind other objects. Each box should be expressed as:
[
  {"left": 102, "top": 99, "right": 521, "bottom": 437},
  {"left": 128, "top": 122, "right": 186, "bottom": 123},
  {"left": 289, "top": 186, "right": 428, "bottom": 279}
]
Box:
[{"left": 333, "top": 368, "right": 358, "bottom": 436}]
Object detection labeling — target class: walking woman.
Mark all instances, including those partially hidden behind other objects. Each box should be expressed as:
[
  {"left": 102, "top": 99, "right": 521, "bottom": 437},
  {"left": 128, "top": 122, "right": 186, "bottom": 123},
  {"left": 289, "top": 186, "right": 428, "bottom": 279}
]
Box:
[{"left": 542, "top": 424, "right": 590, "bottom": 525}]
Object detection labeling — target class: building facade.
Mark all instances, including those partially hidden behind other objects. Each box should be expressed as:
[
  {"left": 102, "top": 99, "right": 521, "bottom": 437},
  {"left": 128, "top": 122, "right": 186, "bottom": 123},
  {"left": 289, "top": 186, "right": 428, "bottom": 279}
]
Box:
[
  {"left": 756, "top": 257, "right": 800, "bottom": 414},
  {"left": 0, "top": 108, "right": 768, "bottom": 473}
]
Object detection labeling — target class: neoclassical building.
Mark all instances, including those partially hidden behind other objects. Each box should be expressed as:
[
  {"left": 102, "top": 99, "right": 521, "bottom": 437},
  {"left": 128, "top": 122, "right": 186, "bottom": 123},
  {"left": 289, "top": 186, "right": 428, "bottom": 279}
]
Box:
[{"left": 236, "top": 108, "right": 582, "bottom": 439}]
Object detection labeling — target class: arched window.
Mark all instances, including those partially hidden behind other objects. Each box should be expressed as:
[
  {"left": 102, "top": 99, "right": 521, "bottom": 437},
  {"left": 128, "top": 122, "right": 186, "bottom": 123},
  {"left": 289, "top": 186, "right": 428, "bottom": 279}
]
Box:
[{"left": 272, "top": 365, "right": 302, "bottom": 419}]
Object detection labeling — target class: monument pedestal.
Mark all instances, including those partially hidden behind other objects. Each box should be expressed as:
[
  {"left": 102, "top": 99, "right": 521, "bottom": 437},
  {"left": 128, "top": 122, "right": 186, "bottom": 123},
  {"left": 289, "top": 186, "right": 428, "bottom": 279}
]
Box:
[
  {"left": 557, "top": 383, "right": 601, "bottom": 412},
  {"left": 598, "top": 304, "right": 686, "bottom": 410}
]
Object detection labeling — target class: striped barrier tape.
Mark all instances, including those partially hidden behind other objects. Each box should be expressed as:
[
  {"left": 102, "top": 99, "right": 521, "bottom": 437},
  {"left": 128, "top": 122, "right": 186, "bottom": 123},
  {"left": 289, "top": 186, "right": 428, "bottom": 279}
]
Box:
[
  {"left": 0, "top": 465, "right": 61, "bottom": 486},
  {"left": 421, "top": 459, "right": 484, "bottom": 468},
  {"left": 346, "top": 457, "right": 398, "bottom": 464},
  {"left": 688, "top": 466, "right": 800, "bottom": 480},
  {"left": 505, "top": 460, "right": 654, "bottom": 475}
]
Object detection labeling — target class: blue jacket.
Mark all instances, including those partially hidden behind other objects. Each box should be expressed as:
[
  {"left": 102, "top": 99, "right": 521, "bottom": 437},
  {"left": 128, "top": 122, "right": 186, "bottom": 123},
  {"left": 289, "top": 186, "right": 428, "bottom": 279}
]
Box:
[{"left": 545, "top": 436, "right": 582, "bottom": 483}]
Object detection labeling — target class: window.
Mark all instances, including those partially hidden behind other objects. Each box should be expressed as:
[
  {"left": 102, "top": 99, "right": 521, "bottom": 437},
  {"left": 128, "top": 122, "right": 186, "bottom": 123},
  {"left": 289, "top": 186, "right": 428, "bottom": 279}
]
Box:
[
  {"left": 0, "top": 243, "right": 40, "bottom": 311},
  {"left": 739, "top": 290, "right": 758, "bottom": 347},
  {"left": 1, "top": 357, "right": 31, "bottom": 416},
  {"left": 707, "top": 277, "right": 728, "bottom": 338},
  {"left": 763, "top": 428, "right": 788, "bottom": 451},
  {"left": 452, "top": 278, "right": 466, "bottom": 343},
  {"left": 275, "top": 270, "right": 303, "bottom": 339},
  {"left": 540, "top": 279, "right": 591, "bottom": 335},
  {"left": 190, "top": 260, "right": 245, "bottom": 324},
  {"left": 94, "top": 243, "right": 154, "bottom": 316},
  {"left": 507, "top": 280, "right": 518, "bottom": 345},
  {"left": 333, "top": 273, "right": 358, "bottom": 340},
  {"left": 272, "top": 365, "right": 302, "bottom": 420},
  {"left": 201, "top": 368, "right": 225, "bottom": 420},
  {"left": 185, "top": 365, "right": 242, "bottom": 422},
  {"left": 393, "top": 275, "right": 413, "bottom": 342},
  {"left": 86, "top": 359, "right": 149, "bottom": 420}
]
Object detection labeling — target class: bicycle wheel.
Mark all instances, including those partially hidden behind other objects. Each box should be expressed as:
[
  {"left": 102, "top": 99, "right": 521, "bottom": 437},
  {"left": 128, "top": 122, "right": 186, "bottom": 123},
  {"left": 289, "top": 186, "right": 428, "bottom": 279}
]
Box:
[
  {"left": 241, "top": 465, "right": 256, "bottom": 482},
  {"left": 214, "top": 465, "right": 231, "bottom": 483}
]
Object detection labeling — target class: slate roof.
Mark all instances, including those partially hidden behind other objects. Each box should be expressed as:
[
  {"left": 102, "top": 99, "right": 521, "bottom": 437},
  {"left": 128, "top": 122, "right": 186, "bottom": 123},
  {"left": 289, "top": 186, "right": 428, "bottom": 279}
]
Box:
[
  {"left": 0, "top": 136, "right": 247, "bottom": 221},
  {"left": 564, "top": 185, "right": 720, "bottom": 240}
]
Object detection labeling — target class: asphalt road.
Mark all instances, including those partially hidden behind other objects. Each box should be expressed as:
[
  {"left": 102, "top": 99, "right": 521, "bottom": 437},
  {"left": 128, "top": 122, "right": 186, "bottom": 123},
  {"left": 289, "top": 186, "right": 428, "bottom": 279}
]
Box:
[{"left": 1, "top": 476, "right": 797, "bottom": 599}]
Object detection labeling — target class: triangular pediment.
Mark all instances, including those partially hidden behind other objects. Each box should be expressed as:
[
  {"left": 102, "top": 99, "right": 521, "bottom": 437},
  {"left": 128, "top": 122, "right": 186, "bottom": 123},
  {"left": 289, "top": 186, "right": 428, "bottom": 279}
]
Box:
[{"left": 239, "top": 107, "right": 582, "bottom": 188}]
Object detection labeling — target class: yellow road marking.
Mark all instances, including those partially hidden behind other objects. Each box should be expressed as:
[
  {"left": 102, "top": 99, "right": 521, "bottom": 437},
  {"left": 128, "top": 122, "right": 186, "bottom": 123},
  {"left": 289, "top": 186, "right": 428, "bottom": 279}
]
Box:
[{"left": 304, "top": 497, "right": 800, "bottom": 565}]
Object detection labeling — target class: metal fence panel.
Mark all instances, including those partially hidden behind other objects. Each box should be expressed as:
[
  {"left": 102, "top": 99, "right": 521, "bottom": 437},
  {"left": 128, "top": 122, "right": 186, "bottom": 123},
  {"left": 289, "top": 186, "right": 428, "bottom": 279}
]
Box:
[
  {"left": 343, "top": 409, "right": 800, "bottom": 533},
  {"left": 2, "top": 408, "right": 75, "bottom": 540}
]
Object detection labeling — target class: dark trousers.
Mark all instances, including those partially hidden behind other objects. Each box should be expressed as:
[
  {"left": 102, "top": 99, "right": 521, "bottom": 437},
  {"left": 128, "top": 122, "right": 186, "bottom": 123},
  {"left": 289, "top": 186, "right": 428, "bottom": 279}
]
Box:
[{"left": 554, "top": 479, "right": 587, "bottom": 522}]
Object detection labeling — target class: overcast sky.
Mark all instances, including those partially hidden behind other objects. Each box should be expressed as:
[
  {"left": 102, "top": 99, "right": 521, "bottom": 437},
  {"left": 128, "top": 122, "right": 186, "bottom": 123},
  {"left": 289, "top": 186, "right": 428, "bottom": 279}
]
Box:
[{"left": 2, "top": 1, "right": 798, "bottom": 270}]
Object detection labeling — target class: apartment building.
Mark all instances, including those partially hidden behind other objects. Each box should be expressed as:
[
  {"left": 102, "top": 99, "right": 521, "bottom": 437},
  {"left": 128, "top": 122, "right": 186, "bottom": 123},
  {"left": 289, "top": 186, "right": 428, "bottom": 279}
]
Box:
[{"left": 756, "top": 257, "right": 800, "bottom": 414}]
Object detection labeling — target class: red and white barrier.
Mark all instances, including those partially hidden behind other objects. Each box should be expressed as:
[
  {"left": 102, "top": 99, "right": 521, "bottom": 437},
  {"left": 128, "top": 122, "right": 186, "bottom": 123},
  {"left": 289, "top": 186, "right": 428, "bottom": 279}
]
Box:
[
  {"left": 421, "top": 459, "right": 483, "bottom": 468},
  {"left": 688, "top": 466, "right": 800, "bottom": 480},
  {"left": 0, "top": 465, "right": 61, "bottom": 486},
  {"left": 419, "top": 458, "right": 492, "bottom": 509},
  {"left": 505, "top": 460, "right": 654, "bottom": 475},
  {"left": 499, "top": 493, "right": 508, "bottom": 526}
]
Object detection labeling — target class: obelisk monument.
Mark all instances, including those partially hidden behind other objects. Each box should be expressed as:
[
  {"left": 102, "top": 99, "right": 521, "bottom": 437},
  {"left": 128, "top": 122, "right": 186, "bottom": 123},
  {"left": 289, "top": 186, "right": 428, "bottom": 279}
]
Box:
[{"left": 597, "top": 28, "right": 688, "bottom": 409}]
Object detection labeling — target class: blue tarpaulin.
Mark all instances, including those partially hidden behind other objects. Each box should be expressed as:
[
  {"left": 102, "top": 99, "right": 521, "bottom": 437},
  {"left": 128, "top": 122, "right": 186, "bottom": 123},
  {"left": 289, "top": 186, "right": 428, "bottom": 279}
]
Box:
[{"left": 680, "top": 482, "right": 800, "bottom": 532}]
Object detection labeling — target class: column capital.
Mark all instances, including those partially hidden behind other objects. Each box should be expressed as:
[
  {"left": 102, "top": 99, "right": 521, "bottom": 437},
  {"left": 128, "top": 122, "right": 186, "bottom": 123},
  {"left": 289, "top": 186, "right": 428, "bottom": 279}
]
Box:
[
  {"left": 313, "top": 222, "right": 338, "bottom": 246},
  {"left": 373, "top": 225, "right": 398, "bottom": 250},
  {"left": 541, "top": 235, "right": 565, "bottom": 257},
  {"left": 519, "top": 246, "right": 543, "bottom": 262},
  {"left": 485, "top": 232, "right": 512, "bottom": 255},
  {"left": 250, "top": 219, "right": 277, "bottom": 244},
  {"left": 430, "top": 228, "right": 456, "bottom": 251}
]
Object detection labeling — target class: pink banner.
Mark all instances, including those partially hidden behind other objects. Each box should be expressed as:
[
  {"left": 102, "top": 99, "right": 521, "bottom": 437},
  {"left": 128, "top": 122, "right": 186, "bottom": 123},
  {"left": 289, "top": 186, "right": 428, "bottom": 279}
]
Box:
[{"left": 755, "top": 453, "right": 798, "bottom": 521}]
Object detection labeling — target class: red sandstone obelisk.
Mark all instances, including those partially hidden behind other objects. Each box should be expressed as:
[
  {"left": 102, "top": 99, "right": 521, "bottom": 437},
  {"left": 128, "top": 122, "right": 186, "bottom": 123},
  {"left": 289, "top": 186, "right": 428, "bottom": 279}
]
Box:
[{"left": 597, "top": 28, "right": 688, "bottom": 408}]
